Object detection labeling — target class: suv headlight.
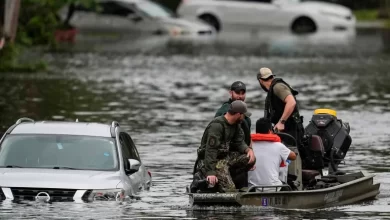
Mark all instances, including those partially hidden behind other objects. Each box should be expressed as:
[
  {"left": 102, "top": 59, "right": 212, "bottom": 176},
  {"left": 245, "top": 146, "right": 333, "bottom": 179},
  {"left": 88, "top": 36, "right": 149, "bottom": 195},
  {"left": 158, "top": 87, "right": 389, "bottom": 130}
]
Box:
[
  {"left": 168, "top": 26, "right": 190, "bottom": 36},
  {"left": 88, "top": 189, "right": 127, "bottom": 201}
]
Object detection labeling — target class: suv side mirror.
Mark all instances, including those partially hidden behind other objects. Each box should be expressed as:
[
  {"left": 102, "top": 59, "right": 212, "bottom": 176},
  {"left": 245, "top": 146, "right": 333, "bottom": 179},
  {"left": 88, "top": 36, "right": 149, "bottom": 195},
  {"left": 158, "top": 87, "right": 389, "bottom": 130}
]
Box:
[{"left": 127, "top": 159, "right": 141, "bottom": 174}]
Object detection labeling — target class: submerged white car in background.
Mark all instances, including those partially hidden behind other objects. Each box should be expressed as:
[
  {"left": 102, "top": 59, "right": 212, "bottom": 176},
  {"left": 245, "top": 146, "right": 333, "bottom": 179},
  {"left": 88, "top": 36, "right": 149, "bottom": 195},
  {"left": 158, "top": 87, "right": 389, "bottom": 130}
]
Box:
[
  {"left": 177, "top": 0, "right": 356, "bottom": 34},
  {"left": 59, "top": 0, "right": 215, "bottom": 38}
]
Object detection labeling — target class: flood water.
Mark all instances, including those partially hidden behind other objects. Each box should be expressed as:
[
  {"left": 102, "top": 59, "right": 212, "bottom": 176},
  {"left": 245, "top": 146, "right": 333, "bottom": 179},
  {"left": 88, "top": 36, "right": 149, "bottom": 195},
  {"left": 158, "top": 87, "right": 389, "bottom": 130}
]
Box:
[{"left": 0, "top": 29, "right": 390, "bottom": 219}]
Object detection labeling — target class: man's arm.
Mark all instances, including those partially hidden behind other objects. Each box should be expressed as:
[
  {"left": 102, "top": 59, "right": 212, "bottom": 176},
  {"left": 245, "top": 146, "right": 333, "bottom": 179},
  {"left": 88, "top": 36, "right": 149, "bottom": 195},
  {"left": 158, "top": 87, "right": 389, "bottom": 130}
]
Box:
[
  {"left": 280, "top": 144, "right": 296, "bottom": 161},
  {"left": 231, "top": 126, "right": 248, "bottom": 153},
  {"left": 280, "top": 95, "right": 296, "bottom": 121},
  {"left": 231, "top": 126, "right": 256, "bottom": 164},
  {"left": 274, "top": 83, "right": 296, "bottom": 122},
  {"left": 204, "top": 123, "right": 223, "bottom": 176},
  {"left": 288, "top": 150, "right": 297, "bottom": 160}
]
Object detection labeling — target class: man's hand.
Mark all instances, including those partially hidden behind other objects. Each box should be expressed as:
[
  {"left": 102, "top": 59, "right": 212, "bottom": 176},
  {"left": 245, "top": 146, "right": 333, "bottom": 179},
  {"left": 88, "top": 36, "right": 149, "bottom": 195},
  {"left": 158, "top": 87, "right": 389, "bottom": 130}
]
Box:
[
  {"left": 207, "top": 175, "right": 218, "bottom": 186},
  {"left": 246, "top": 148, "right": 255, "bottom": 164},
  {"left": 274, "top": 122, "right": 285, "bottom": 132},
  {"left": 249, "top": 165, "right": 256, "bottom": 171}
]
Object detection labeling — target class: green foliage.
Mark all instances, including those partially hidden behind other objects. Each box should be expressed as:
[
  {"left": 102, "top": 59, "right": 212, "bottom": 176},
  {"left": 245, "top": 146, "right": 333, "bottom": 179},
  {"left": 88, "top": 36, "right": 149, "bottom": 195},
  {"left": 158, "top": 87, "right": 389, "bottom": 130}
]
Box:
[
  {"left": 0, "top": 0, "right": 96, "bottom": 72},
  {"left": 16, "top": 0, "right": 97, "bottom": 47},
  {"left": 0, "top": 43, "right": 47, "bottom": 72},
  {"left": 354, "top": 9, "right": 380, "bottom": 21}
]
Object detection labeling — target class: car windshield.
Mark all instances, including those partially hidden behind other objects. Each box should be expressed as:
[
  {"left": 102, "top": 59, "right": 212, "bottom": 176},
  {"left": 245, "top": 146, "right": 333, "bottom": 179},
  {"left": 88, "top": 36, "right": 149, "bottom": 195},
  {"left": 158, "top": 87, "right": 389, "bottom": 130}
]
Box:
[
  {"left": 0, "top": 134, "right": 118, "bottom": 171},
  {"left": 136, "top": 1, "right": 173, "bottom": 18}
]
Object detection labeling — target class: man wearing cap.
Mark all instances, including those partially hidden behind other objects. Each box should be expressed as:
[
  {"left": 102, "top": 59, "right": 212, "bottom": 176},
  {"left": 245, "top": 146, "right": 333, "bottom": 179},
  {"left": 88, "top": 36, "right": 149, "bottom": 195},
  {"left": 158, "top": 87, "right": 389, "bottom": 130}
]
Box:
[
  {"left": 214, "top": 81, "right": 253, "bottom": 189},
  {"left": 257, "top": 67, "right": 305, "bottom": 148},
  {"left": 215, "top": 81, "right": 252, "bottom": 146},
  {"left": 191, "top": 100, "right": 256, "bottom": 193}
]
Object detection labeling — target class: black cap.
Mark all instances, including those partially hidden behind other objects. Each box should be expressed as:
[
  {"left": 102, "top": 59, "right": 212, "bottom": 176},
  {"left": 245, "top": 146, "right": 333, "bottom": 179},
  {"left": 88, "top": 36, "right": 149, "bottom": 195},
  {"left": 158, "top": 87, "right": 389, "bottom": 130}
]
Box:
[{"left": 230, "top": 81, "right": 246, "bottom": 93}]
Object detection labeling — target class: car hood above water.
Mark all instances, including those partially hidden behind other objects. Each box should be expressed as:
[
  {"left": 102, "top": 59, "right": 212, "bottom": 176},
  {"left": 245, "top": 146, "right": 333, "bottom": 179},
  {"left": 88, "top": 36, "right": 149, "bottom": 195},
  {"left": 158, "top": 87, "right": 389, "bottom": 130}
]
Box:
[
  {"left": 299, "top": 1, "right": 352, "bottom": 16},
  {"left": 0, "top": 168, "right": 122, "bottom": 189}
]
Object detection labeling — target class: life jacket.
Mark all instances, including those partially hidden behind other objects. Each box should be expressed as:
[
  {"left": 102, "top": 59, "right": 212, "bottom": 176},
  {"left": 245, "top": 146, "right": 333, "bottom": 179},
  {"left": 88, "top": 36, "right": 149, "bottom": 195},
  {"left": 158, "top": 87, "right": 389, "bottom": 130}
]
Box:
[
  {"left": 251, "top": 133, "right": 281, "bottom": 142},
  {"left": 250, "top": 133, "right": 286, "bottom": 167},
  {"left": 264, "top": 78, "right": 301, "bottom": 126}
]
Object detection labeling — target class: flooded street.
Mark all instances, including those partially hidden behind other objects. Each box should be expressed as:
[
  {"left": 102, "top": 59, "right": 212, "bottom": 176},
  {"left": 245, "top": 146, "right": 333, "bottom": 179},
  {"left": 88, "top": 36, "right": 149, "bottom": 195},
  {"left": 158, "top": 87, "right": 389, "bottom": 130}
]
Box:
[{"left": 0, "top": 29, "right": 390, "bottom": 219}]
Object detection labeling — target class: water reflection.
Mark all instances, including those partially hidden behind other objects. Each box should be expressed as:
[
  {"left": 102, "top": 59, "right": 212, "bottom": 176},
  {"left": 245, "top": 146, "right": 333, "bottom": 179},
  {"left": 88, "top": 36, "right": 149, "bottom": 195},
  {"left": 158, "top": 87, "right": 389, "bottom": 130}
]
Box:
[
  {"left": 0, "top": 29, "right": 389, "bottom": 219},
  {"left": 54, "top": 27, "right": 377, "bottom": 57}
]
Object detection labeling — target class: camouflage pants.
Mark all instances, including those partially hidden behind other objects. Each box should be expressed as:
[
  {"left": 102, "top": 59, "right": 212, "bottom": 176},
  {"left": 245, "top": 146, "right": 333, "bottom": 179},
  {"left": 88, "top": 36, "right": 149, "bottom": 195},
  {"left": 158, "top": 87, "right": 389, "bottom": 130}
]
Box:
[{"left": 195, "top": 151, "right": 252, "bottom": 192}]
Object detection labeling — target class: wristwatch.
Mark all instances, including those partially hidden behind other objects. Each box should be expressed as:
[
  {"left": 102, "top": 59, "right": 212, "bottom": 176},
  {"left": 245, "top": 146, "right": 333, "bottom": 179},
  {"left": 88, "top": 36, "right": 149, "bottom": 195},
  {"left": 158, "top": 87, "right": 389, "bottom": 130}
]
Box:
[{"left": 280, "top": 119, "right": 286, "bottom": 124}]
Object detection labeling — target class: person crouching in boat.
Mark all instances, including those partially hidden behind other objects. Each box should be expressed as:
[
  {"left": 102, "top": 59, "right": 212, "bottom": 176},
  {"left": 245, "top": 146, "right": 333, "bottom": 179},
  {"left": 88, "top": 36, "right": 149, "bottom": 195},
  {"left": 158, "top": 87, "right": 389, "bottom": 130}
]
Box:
[
  {"left": 190, "top": 100, "right": 256, "bottom": 193},
  {"left": 214, "top": 81, "right": 253, "bottom": 189},
  {"left": 248, "top": 118, "right": 296, "bottom": 188}
]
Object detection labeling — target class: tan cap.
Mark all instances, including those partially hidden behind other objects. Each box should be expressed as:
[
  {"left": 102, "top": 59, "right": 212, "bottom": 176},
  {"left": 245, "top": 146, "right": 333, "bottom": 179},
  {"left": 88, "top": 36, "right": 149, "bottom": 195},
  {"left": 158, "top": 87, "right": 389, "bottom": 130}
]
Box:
[
  {"left": 229, "top": 100, "right": 252, "bottom": 117},
  {"left": 257, "top": 67, "right": 274, "bottom": 80}
]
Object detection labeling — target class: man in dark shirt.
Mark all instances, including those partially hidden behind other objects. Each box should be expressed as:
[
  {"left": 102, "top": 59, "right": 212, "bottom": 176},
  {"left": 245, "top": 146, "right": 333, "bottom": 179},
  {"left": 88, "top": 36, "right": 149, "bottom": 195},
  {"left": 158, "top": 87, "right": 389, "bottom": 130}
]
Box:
[{"left": 191, "top": 100, "right": 256, "bottom": 193}]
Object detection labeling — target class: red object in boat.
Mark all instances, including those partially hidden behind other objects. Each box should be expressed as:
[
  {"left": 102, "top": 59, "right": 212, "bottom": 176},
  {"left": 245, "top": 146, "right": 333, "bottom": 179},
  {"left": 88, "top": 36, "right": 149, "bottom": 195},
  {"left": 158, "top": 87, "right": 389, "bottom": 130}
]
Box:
[{"left": 54, "top": 28, "right": 78, "bottom": 43}]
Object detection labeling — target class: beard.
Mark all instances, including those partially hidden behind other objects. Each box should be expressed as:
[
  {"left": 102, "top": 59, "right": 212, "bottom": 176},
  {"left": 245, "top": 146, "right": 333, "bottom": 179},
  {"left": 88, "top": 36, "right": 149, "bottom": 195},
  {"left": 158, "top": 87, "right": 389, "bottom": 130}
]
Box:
[
  {"left": 231, "top": 96, "right": 244, "bottom": 101},
  {"left": 260, "top": 83, "right": 269, "bottom": 92},
  {"left": 235, "top": 117, "right": 244, "bottom": 124}
]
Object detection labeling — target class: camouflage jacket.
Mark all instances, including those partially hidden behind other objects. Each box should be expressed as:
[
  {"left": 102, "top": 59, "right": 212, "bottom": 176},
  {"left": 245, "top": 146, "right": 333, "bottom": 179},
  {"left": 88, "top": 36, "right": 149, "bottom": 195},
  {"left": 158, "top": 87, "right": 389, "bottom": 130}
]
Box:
[
  {"left": 215, "top": 99, "right": 251, "bottom": 146},
  {"left": 197, "top": 116, "right": 248, "bottom": 176}
]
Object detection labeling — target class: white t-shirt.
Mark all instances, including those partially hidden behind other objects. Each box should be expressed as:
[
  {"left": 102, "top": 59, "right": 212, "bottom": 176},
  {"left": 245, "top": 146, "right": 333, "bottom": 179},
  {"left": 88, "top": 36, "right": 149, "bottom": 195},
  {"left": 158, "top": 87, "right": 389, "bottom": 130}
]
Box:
[{"left": 248, "top": 141, "right": 291, "bottom": 187}]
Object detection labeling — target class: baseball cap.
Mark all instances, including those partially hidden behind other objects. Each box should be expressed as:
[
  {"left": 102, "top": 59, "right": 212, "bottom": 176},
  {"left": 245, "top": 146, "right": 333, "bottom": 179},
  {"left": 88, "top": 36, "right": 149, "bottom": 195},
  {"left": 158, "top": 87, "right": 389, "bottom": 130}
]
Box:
[
  {"left": 257, "top": 67, "right": 275, "bottom": 80},
  {"left": 230, "top": 81, "right": 246, "bottom": 93},
  {"left": 229, "top": 100, "right": 252, "bottom": 117}
]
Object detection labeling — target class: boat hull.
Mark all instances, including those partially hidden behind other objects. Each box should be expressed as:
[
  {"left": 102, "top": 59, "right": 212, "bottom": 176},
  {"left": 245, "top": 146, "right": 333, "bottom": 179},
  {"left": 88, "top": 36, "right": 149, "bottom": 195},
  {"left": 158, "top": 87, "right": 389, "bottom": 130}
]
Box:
[{"left": 188, "top": 171, "right": 380, "bottom": 209}]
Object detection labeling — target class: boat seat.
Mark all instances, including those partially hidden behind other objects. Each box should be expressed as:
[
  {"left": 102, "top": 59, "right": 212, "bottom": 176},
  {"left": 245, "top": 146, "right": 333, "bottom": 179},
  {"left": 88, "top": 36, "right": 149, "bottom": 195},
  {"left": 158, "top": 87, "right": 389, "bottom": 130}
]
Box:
[
  {"left": 302, "top": 169, "right": 321, "bottom": 182},
  {"left": 310, "top": 135, "right": 325, "bottom": 155}
]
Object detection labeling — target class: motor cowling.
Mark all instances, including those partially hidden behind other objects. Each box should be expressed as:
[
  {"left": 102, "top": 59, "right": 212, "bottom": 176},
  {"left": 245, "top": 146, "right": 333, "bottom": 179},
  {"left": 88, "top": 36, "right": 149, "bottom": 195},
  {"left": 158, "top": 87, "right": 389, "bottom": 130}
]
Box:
[{"left": 303, "top": 109, "right": 352, "bottom": 171}]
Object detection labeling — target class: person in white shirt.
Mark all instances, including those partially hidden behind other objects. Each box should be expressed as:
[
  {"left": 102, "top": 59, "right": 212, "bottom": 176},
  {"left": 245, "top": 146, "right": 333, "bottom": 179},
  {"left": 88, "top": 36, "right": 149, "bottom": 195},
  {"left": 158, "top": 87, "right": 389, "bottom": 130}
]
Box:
[{"left": 248, "top": 118, "right": 296, "bottom": 187}]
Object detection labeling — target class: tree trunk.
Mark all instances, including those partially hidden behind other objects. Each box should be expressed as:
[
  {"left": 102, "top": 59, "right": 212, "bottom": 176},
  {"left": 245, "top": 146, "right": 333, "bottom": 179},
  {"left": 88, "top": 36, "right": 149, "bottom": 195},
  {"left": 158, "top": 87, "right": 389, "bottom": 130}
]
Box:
[
  {"left": 2, "top": 0, "right": 20, "bottom": 42},
  {"left": 0, "top": 0, "right": 5, "bottom": 37},
  {"left": 379, "top": 0, "right": 390, "bottom": 19}
]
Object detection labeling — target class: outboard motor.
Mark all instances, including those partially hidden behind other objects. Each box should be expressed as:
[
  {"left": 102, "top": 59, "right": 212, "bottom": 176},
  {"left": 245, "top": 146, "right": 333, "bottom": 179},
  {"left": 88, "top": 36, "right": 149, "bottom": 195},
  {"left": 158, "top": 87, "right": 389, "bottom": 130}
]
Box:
[{"left": 303, "top": 109, "right": 352, "bottom": 173}]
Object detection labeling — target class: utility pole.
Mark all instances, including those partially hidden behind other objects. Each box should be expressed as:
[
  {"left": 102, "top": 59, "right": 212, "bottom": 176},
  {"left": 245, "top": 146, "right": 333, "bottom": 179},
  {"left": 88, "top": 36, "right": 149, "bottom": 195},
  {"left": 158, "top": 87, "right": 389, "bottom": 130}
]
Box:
[
  {"left": 0, "top": 0, "right": 5, "bottom": 50},
  {"left": 1, "top": 0, "right": 5, "bottom": 35},
  {"left": 379, "top": 0, "right": 390, "bottom": 19},
  {"left": 2, "top": 0, "right": 20, "bottom": 43}
]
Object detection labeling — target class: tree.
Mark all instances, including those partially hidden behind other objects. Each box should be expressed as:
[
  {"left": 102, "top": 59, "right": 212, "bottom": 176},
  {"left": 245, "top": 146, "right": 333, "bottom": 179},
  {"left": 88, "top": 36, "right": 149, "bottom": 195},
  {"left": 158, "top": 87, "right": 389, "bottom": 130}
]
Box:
[{"left": 0, "top": 0, "right": 97, "bottom": 72}]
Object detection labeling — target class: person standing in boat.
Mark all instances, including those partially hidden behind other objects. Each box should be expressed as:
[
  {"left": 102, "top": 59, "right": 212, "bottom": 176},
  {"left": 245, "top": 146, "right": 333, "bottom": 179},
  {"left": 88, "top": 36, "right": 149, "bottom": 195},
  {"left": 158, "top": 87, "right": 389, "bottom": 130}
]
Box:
[
  {"left": 214, "top": 81, "right": 253, "bottom": 189},
  {"left": 248, "top": 118, "right": 296, "bottom": 187},
  {"left": 257, "top": 67, "right": 305, "bottom": 149},
  {"left": 191, "top": 100, "right": 256, "bottom": 193}
]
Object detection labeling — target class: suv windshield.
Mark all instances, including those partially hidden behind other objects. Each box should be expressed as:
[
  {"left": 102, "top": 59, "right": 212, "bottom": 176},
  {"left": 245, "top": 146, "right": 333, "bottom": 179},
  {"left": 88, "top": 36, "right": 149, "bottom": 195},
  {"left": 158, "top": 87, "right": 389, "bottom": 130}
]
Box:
[
  {"left": 136, "top": 1, "right": 173, "bottom": 18},
  {"left": 0, "top": 134, "right": 118, "bottom": 171}
]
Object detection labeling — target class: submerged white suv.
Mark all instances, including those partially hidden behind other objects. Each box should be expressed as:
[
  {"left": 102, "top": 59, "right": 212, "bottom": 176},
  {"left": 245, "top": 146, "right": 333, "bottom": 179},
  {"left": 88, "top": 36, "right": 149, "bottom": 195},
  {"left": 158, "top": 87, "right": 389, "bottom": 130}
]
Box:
[{"left": 0, "top": 118, "right": 151, "bottom": 202}]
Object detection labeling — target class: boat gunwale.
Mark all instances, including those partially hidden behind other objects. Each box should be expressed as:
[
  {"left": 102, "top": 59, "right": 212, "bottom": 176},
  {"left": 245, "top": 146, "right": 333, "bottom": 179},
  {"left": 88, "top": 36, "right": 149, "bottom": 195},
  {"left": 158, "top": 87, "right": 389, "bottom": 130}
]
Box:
[{"left": 188, "top": 172, "right": 378, "bottom": 196}]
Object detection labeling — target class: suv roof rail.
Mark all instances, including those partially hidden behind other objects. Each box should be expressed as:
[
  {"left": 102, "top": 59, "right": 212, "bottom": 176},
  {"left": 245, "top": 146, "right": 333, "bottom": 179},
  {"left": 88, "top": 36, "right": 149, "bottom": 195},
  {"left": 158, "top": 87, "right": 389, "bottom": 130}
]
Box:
[
  {"left": 15, "top": 117, "right": 34, "bottom": 124},
  {"left": 110, "top": 121, "right": 120, "bottom": 138}
]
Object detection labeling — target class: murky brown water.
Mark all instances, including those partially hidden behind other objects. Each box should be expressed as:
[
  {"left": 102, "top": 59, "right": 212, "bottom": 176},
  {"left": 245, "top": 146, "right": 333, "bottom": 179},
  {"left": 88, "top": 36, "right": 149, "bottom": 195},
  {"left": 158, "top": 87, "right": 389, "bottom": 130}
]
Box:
[{"left": 0, "top": 29, "right": 390, "bottom": 219}]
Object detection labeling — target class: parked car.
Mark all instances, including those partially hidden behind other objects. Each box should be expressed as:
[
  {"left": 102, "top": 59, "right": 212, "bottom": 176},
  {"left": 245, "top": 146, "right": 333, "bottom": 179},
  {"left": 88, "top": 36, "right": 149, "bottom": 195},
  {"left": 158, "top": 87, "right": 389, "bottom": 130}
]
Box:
[
  {"left": 177, "top": 0, "right": 356, "bottom": 34},
  {"left": 58, "top": 0, "right": 215, "bottom": 38},
  {"left": 0, "top": 118, "right": 151, "bottom": 203}
]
